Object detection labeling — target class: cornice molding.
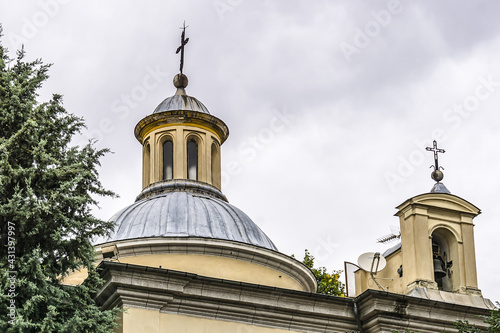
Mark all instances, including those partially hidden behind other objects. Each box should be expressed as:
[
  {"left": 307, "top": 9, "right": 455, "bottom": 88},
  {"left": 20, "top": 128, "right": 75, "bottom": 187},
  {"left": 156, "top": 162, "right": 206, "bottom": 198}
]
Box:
[
  {"left": 96, "top": 237, "right": 317, "bottom": 293},
  {"left": 95, "top": 262, "right": 492, "bottom": 333}
]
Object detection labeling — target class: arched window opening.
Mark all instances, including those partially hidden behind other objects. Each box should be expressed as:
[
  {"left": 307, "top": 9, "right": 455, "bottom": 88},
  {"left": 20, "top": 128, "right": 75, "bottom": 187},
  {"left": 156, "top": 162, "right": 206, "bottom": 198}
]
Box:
[
  {"left": 163, "top": 140, "right": 173, "bottom": 180},
  {"left": 143, "top": 142, "right": 151, "bottom": 186},
  {"left": 432, "top": 229, "right": 455, "bottom": 292},
  {"left": 211, "top": 142, "right": 220, "bottom": 187},
  {"left": 187, "top": 139, "right": 198, "bottom": 180}
]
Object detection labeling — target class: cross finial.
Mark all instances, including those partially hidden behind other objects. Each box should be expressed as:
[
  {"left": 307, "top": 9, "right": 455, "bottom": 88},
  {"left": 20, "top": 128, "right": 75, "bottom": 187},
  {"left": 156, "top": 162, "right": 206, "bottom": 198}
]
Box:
[
  {"left": 176, "top": 21, "right": 189, "bottom": 75},
  {"left": 426, "top": 140, "right": 445, "bottom": 182}
]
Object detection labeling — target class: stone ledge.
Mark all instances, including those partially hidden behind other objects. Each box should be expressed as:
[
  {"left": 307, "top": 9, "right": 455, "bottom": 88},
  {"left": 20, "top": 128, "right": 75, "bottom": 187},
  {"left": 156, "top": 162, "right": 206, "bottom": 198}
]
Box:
[
  {"left": 95, "top": 237, "right": 317, "bottom": 293},
  {"left": 95, "top": 261, "right": 357, "bottom": 332}
]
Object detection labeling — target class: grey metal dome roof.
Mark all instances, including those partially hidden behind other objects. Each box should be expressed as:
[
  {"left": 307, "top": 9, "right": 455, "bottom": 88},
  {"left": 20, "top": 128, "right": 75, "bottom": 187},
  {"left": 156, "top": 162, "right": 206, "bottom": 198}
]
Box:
[
  {"left": 153, "top": 94, "right": 210, "bottom": 114},
  {"left": 97, "top": 181, "right": 277, "bottom": 251},
  {"left": 153, "top": 75, "right": 210, "bottom": 114}
]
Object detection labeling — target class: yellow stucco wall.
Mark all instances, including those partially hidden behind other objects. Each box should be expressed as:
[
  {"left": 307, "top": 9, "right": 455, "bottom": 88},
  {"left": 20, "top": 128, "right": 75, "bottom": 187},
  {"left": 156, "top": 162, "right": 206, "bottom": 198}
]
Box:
[
  {"left": 62, "top": 253, "right": 304, "bottom": 291},
  {"left": 61, "top": 267, "right": 89, "bottom": 286},
  {"left": 119, "top": 308, "right": 302, "bottom": 333},
  {"left": 121, "top": 253, "right": 303, "bottom": 291},
  {"left": 122, "top": 308, "right": 159, "bottom": 333},
  {"left": 142, "top": 124, "right": 222, "bottom": 189},
  {"left": 399, "top": 211, "right": 435, "bottom": 291}
]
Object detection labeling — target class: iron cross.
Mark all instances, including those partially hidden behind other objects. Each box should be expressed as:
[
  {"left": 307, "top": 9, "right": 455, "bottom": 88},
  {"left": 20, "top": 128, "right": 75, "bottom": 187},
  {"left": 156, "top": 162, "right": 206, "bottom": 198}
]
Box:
[
  {"left": 176, "top": 21, "right": 189, "bottom": 75},
  {"left": 426, "top": 140, "right": 445, "bottom": 171}
]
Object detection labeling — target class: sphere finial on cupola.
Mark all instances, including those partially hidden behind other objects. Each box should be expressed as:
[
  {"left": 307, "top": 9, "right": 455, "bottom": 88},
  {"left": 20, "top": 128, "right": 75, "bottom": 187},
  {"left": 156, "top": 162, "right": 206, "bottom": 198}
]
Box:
[
  {"left": 173, "top": 73, "right": 188, "bottom": 95},
  {"left": 426, "top": 140, "right": 450, "bottom": 194}
]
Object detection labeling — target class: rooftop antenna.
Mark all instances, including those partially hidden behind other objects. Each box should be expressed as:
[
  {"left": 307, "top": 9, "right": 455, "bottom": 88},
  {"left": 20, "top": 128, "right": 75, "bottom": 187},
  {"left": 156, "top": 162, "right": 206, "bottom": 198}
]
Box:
[{"left": 376, "top": 225, "right": 401, "bottom": 244}]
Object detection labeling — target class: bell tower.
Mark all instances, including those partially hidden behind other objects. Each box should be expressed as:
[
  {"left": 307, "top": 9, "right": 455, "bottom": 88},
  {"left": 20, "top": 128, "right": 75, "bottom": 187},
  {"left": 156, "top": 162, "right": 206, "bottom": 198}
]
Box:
[
  {"left": 396, "top": 140, "right": 482, "bottom": 296},
  {"left": 395, "top": 189, "right": 481, "bottom": 295},
  {"left": 355, "top": 141, "right": 492, "bottom": 307}
]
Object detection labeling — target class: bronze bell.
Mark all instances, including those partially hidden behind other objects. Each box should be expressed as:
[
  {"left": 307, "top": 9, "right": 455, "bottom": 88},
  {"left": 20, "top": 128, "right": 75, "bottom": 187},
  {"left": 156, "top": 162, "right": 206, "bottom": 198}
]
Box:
[{"left": 433, "top": 258, "right": 447, "bottom": 279}]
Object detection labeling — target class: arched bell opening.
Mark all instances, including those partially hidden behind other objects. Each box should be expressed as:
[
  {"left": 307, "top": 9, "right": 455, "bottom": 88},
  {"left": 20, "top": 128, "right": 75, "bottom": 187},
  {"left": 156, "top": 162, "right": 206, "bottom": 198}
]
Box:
[{"left": 431, "top": 228, "right": 458, "bottom": 292}]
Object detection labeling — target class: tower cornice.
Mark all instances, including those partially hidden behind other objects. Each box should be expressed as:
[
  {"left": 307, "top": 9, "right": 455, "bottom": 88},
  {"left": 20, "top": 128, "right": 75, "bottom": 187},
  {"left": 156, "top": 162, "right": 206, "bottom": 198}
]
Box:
[
  {"left": 395, "top": 192, "right": 481, "bottom": 218},
  {"left": 134, "top": 110, "right": 229, "bottom": 144}
]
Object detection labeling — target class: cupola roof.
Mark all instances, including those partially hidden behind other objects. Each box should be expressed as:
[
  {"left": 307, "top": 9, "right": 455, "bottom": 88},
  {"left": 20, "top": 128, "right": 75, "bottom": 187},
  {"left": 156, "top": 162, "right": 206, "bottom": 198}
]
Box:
[
  {"left": 153, "top": 94, "right": 210, "bottom": 114},
  {"left": 96, "top": 180, "right": 277, "bottom": 251},
  {"left": 153, "top": 73, "right": 210, "bottom": 114}
]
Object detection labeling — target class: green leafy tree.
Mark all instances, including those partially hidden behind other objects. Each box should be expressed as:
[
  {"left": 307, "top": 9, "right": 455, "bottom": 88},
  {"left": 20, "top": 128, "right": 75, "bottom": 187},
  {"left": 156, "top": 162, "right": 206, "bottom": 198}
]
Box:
[
  {"left": 297, "top": 249, "right": 346, "bottom": 297},
  {"left": 455, "top": 320, "right": 483, "bottom": 333},
  {"left": 455, "top": 302, "right": 500, "bottom": 333},
  {"left": 484, "top": 303, "right": 500, "bottom": 332},
  {"left": 0, "top": 28, "right": 118, "bottom": 332}
]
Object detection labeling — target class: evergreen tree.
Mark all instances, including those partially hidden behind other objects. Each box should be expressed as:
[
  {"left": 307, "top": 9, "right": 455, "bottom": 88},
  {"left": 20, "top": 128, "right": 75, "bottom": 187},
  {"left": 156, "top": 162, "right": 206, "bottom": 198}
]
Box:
[{"left": 0, "top": 27, "right": 118, "bottom": 332}]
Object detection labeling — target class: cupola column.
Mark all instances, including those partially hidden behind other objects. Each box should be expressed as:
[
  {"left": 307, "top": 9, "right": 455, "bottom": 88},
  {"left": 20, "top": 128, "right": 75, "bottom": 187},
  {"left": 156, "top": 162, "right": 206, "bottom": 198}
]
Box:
[{"left": 174, "top": 128, "right": 184, "bottom": 180}]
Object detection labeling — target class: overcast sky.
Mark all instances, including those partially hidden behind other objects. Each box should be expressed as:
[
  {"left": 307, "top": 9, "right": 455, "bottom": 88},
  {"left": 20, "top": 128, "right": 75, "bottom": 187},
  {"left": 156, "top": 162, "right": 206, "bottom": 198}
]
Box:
[{"left": 2, "top": 0, "right": 500, "bottom": 302}]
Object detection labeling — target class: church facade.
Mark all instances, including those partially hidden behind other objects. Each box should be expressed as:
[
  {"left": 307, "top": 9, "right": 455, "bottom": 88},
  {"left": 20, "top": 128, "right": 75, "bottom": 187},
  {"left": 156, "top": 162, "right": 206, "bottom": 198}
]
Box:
[{"left": 66, "top": 31, "right": 495, "bottom": 332}]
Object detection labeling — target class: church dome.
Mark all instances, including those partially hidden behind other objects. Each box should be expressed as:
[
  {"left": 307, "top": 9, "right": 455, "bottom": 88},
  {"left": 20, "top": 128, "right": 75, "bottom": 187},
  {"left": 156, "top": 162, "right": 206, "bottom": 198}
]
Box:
[
  {"left": 96, "top": 180, "right": 277, "bottom": 251},
  {"left": 153, "top": 94, "right": 210, "bottom": 114}
]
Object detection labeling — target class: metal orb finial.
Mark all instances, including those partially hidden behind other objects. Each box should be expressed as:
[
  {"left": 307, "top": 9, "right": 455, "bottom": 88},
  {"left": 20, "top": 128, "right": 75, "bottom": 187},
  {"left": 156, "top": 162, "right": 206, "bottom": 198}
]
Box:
[
  {"left": 173, "top": 73, "right": 188, "bottom": 88},
  {"left": 431, "top": 169, "right": 444, "bottom": 182}
]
